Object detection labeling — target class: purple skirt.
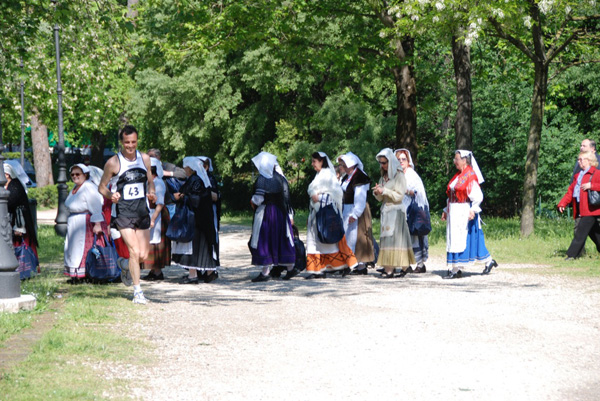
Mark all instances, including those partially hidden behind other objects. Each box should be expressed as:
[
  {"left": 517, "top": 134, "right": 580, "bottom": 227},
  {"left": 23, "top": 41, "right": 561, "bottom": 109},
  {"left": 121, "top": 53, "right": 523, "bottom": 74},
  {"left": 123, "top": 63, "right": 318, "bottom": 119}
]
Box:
[{"left": 250, "top": 204, "right": 295, "bottom": 266}]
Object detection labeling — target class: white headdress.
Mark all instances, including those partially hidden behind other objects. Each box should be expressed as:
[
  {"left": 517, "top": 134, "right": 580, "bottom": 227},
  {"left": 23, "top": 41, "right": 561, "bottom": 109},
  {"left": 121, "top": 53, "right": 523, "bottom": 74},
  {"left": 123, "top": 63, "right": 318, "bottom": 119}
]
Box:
[
  {"left": 150, "top": 157, "right": 164, "bottom": 179},
  {"left": 394, "top": 148, "right": 414, "bottom": 169},
  {"left": 69, "top": 163, "right": 90, "bottom": 175},
  {"left": 308, "top": 151, "right": 343, "bottom": 211},
  {"left": 340, "top": 152, "right": 365, "bottom": 172},
  {"left": 252, "top": 151, "right": 278, "bottom": 179},
  {"left": 4, "top": 159, "right": 31, "bottom": 190},
  {"left": 87, "top": 166, "right": 104, "bottom": 186},
  {"left": 376, "top": 148, "right": 401, "bottom": 180},
  {"left": 317, "top": 151, "right": 337, "bottom": 177},
  {"left": 183, "top": 156, "right": 211, "bottom": 187},
  {"left": 198, "top": 156, "right": 213, "bottom": 173},
  {"left": 456, "top": 149, "right": 484, "bottom": 183}
]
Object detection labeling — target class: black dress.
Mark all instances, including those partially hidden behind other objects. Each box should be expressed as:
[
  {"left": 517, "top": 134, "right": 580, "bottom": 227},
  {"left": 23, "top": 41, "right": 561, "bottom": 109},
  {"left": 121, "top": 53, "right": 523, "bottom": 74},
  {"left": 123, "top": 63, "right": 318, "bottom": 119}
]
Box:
[{"left": 171, "top": 173, "right": 217, "bottom": 272}]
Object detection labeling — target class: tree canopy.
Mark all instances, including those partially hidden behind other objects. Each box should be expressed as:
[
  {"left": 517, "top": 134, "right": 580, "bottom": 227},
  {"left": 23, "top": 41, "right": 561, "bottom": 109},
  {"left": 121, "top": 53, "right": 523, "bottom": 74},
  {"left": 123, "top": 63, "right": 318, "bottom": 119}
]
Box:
[{"left": 1, "top": 0, "right": 599, "bottom": 230}]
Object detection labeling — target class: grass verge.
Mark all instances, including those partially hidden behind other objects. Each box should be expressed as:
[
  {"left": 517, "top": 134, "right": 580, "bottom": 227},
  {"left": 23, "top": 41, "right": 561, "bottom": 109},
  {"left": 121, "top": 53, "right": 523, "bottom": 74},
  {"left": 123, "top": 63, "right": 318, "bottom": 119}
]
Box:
[
  {"left": 1, "top": 225, "right": 65, "bottom": 344},
  {"left": 0, "top": 281, "right": 146, "bottom": 400}
]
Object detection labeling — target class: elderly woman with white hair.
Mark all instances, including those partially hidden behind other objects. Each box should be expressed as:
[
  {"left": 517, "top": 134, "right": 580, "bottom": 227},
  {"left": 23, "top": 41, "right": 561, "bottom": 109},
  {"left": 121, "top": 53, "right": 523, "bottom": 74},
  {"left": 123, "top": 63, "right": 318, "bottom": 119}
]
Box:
[
  {"left": 249, "top": 151, "right": 297, "bottom": 282},
  {"left": 172, "top": 156, "right": 218, "bottom": 284},
  {"left": 441, "top": 150, "right": 498, "bottom": 279},
  {"left": 338, "top": 152, "right": 375, "bottom": 275},
  {"left": 395, "top": 148, "right": 430, "bottom": 273},
  {"left": 64, "top": 163, "right": 108, "bottom": 282},
  {"left": 373, "top": 148, "right": 415, "bottom": 278},
  {"left": 4, "top": 160, "right": 39, "bottom": 279}
]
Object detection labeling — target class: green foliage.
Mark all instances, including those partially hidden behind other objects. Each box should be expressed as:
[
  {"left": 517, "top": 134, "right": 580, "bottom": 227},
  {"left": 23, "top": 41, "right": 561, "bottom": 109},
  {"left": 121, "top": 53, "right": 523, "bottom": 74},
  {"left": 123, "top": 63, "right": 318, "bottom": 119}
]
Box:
[
  {"left": 3, "top": 152, "right": 33, "bottom": 164},
  {"left": 28, "top": 182, "right": 74, "bottom": 208},
  {"left": 3, "top": 0, "right": 599, "bottom": 220},
  {"left": 0, "top": 0, "right": 132, "bottom": 154}
]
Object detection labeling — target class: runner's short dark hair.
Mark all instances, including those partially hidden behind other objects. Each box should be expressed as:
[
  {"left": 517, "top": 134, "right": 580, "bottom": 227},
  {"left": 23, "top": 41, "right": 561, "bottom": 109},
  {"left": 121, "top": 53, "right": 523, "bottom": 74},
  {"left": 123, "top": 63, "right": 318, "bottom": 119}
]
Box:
[{"left": 119, "top": 125, "right": 138, "bottom": 141}]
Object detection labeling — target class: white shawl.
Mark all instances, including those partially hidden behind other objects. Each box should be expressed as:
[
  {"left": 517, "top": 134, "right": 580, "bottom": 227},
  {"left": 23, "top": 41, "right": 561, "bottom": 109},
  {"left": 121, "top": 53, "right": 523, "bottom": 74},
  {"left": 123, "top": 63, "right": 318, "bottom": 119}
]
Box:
[
  {"left": 376, "top": 148, "right": 401, "bottom": 180},
  {"left": 308, "top": 152, "right": 343, "bottom": 212}
]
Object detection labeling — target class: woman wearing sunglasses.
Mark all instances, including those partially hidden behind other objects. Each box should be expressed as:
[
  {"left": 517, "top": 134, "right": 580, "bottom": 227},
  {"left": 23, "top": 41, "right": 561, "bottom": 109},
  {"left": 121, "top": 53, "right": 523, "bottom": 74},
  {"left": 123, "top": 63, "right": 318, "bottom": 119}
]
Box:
[{"left": 64, "top": 163, "right": 108, "bottom": 283}]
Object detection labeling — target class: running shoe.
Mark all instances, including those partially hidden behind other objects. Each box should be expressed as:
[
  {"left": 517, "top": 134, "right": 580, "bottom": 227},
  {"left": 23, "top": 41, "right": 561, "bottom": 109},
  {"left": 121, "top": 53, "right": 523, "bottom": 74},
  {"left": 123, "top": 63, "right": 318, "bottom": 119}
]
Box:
[
  {"left": 119, "top": 258, "right": 133, "bottom": 287},
  {"left": 132, "top": 290, "right": 148, "bottom": 305}
]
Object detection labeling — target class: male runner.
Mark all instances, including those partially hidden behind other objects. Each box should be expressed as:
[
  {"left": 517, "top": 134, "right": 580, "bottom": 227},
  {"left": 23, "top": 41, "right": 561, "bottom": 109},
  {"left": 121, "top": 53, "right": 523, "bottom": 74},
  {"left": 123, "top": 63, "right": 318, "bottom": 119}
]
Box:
[{"left": 99, "top": 125, "right": 156, "bottom": 304}]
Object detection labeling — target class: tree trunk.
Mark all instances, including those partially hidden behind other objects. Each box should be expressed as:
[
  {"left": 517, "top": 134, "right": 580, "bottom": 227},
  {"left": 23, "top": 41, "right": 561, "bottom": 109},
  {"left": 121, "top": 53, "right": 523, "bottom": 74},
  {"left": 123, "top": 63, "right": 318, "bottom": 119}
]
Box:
[
  {"left": 30, "top": 111, "right": 54, "bottom": 187},
  {"left": 391, "top": 36, "right": 417, "bottom": 160},
  {"left": 520, "top": 61, "right": 548, "bottom": 237},
  {"left": 451, "top": 35, "right": 472, "bottom": 151},
  {"left": 90, "top": 130, "right": 107, "bottom": 168},
  {"left": 374, "top": 10, "right": 418, "bottom": 160}
]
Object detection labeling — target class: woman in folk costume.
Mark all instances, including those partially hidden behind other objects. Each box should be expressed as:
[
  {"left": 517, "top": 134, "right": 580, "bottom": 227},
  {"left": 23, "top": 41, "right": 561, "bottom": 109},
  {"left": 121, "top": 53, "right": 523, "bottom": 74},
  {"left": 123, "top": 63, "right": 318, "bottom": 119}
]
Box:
[
  {"left": 199, "top": 156, "right": 221, "bottom": 266},
  {"left": 441, "top": 150, "right": 498, "bottom": 279},
  {"left": 249, "top": 151, "right": 298, "bottom": 282},
  {"left": 395, "top": 148, "right": 430, "bottom": 273},
  {"left": 63, "top": 163, "right": 108, "bottom": 282},
  {"left": 306, "top": 151, "right": 358, "bottom": 279},
  {"left": 373, "top": 148, "right": 415, "bottom": 278},
  {"left": 142, "top": 157, "right": 171, "bottom": 281},
  {"left": 4, "top": 161, "right": 39, "bottom": 279},
  {"left": 338, "top": 152, "right": 375, "bottom": 275},
  {"left": 172, "top": 157, "right": 219, "bottom": 284}
]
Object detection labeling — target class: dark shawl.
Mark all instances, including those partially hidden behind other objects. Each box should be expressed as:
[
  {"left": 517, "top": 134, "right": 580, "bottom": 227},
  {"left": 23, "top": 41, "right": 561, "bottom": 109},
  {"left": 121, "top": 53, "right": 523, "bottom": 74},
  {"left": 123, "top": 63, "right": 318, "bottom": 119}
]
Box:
[
  {"left": 7, "top": 179, "right": 38, "bottom": 247},
  {"left": 178, "top": 172, "right": 216, "bottom": 247}
]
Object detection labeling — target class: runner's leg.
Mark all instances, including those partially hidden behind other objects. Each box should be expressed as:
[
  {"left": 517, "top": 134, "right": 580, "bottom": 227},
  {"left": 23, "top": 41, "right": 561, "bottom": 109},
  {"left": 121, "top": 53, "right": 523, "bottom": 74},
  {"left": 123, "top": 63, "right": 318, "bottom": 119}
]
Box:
[{"left": 120, "top": 228, "right": 150, "bottom": 286}]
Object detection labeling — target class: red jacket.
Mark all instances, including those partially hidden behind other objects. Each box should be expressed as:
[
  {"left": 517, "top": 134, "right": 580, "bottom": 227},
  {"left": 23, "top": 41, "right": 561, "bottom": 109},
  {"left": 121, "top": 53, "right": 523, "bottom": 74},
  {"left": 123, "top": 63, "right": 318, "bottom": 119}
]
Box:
[{"left": 558, "top": 166, "right": 600, "bottom": 218}]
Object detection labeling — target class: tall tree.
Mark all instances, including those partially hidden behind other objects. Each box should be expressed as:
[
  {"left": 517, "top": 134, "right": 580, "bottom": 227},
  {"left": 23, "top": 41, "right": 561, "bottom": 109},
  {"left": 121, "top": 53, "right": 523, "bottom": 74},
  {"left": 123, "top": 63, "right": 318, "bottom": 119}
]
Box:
[
  {"left": 485, "top": 0, "right": 600, "bottom": 236},
  {"left": 370, "top": 1, "right": 418, "bottom": 157},
  {"left": 451, "top": 33, "right": 473, "bottom": 150}
]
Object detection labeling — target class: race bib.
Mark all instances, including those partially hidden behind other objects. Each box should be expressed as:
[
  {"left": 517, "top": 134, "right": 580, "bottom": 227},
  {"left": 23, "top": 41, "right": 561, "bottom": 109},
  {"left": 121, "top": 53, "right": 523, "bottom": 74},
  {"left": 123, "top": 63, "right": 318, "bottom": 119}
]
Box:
[{"left": 123, "top": 183, "right": 145, "bottom": 200}]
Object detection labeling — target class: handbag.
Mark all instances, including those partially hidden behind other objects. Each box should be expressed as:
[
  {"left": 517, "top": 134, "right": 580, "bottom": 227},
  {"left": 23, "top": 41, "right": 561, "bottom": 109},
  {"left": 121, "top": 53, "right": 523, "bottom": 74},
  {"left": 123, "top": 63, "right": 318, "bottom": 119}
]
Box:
[
  {"left": 14, "top": 239, "right": 39, "bottom": 280},
  {"left": 293, "top": 230, "right": 307, "bottom": 272},
  {"left": 85, "top": 233, "right": 120, "bottom": 281},
  {"left": 166, "top": 198, "right": 195, "bottom": 242},
  {"left": 588, "top": 173, "right": 600, "bottom": 206},
  {"left": 406, "top": 196, "right": 432, "bottom": 236},
  {"left": 316, "top": 195, "right": 345, "bottom": 244}
]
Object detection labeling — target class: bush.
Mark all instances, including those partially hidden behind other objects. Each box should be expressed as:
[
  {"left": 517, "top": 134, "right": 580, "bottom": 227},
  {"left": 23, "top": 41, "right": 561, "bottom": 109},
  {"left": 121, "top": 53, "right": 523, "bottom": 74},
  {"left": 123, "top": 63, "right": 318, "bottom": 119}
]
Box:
[
  {"left": 28, "top": 183, "right": 75, "bottom": 208},
  {"left": 3, "top": 151, "right": 33, "bottom": 164},
  {"left": 220, "top": 173, "right": 254, "bottom": 213}
]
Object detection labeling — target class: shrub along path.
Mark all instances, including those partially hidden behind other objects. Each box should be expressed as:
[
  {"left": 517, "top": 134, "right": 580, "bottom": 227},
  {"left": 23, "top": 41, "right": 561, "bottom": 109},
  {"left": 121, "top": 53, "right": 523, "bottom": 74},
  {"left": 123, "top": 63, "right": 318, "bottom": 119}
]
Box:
[{"left": 99, "top": 225, "right": 600, "bottom": 401}]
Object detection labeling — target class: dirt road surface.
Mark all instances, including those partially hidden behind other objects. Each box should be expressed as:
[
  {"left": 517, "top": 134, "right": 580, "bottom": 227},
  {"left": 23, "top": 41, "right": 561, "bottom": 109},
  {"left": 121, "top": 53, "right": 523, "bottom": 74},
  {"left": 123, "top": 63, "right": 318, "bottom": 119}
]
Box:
[{"left": 102, "top": 225, "right": 600, "bottom": 401}]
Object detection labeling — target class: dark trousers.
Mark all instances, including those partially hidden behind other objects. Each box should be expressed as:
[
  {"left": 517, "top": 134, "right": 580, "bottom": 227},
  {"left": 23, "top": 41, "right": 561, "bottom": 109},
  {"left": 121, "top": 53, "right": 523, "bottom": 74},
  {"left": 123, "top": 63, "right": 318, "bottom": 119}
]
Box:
[{"left": 567, "top": 216, "right": 600, "bottom": 258}]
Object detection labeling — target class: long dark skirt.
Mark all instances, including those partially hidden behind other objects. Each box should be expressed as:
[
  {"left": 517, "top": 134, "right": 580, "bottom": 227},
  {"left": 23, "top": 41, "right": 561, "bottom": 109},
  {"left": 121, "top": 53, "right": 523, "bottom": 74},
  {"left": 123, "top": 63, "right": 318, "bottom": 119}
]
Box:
[
  {"left": 172, "top": 229, "right": 217, "bottom": 273},
  {"left": 249, "top": 204, "right": 295, "bottom": 266}
]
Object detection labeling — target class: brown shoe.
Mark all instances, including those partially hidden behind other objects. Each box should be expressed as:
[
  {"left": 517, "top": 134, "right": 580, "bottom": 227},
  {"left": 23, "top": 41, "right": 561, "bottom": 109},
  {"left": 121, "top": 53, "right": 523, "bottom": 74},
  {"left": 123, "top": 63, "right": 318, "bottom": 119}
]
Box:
[{"left": 414, "top": 266, "right": 427, "bottom": 274}]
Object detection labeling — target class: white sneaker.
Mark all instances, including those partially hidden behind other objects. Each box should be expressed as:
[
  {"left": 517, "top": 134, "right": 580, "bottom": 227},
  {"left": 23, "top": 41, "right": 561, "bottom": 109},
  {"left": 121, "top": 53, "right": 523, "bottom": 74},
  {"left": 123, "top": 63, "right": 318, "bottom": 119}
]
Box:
[{"left": 132, "top": 291, "right": 148, "bottom": 305}]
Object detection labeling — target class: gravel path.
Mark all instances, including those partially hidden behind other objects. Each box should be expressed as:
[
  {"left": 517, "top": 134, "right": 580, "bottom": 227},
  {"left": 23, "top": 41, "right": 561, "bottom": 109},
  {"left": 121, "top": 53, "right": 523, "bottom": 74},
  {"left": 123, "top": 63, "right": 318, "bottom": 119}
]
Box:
[{"left": 111, "top": 225, "right": 600, "bottom": 401}]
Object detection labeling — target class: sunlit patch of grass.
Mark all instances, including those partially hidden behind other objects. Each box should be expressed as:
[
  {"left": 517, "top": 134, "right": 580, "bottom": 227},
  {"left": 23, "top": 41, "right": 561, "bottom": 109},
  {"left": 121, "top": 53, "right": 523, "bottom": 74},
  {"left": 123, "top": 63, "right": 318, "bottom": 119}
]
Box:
[
  {"left": 428, "top": 216, "right": 599, "bottom": 274},
  {"left": 36, "top": 225, "right": 65, "bottom": 265},
  {"left": 1, "top": 270, "right": 63, "bottom": 344},
  {"left": 0, "top": 283, "right": 147, "bottom": 400}
]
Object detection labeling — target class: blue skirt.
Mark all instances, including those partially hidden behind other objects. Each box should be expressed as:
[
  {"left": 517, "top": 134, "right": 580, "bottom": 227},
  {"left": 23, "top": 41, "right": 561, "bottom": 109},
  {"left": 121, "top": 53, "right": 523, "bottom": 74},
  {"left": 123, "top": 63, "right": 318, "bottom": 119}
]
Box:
[
  {"left": 447, "top": 217, "right": 491, "bottom": 266},
  {"left": 250, "top": 204, "right": 296, "bottom": 266}
]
